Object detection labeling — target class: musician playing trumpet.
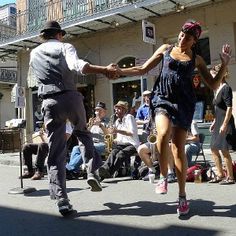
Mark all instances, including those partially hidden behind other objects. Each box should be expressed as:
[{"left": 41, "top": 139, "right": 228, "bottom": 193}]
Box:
[
  {"left": 89, "top": 102, "right": 110, "bottom": 156},
  {"left": 66, "top": 102, "right": 110, "bottom": 180}
]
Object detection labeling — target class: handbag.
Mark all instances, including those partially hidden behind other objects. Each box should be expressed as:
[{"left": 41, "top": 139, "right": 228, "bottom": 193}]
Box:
[{"left": 226, "top": 129, "right": 236, "bottom": 151}]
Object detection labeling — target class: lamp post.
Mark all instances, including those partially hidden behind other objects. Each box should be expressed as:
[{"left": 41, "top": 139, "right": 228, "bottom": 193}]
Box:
[{"left": 8, "top": 86, "right": 36, "bottom": 194}]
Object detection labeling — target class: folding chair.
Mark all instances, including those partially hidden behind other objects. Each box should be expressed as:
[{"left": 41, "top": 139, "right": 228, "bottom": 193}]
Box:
[{"left": 194, "top": 133, "right": 207, "bottom": 166}]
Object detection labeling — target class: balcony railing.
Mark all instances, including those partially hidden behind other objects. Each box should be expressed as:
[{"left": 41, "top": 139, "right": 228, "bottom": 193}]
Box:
[
  {"left": 0, "top": 68, "right": 17, "bottom": 83},
  {"left": 0, "top": 0, "right": 138, "bottom": 43}
]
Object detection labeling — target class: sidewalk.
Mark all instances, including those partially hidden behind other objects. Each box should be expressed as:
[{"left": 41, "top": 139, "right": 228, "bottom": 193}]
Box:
[
  {"left": 1, "top": 148, "right": 236, "bottom": 167},
  {"left": 0, "top": 152, "right": 20, "bottom": 166}
]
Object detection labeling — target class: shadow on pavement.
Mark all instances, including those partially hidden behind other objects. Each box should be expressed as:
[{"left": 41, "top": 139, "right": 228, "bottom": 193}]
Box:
[
  {"left": 77, "top": 199, "right": 236, "bottom": 219},
  {"left": 188, "top": 199, "right": 236, "bottom": 219},
  {"left": 23, "top": 187, "right": 84, "bottom": 197},
  {"left": 0, "top": 206, "right": 219, "bottom": 236}
]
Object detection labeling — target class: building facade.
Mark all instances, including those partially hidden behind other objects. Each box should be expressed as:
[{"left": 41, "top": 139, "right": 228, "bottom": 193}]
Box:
[
  {"left": 0, "top": 3, "right": 17, "bottom": 128},
  {"left": 0, "top": 0, "right": 236, "bottom": 135}
]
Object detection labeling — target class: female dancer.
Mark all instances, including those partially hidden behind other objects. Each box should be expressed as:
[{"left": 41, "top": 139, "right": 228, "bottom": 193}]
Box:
[{"left": 117, "top": 20, "right": 231, "bottom": 216}]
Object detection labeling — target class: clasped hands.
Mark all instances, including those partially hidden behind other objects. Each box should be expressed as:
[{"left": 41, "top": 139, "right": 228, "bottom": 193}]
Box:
[{"left": 105, "top": 63, "right": 122, "bottom": 80}]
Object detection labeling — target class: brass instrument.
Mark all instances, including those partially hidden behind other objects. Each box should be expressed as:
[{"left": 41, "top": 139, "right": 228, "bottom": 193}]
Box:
[
  {"left": 147, "top": 133, "right": 157, "bottom": 144},
  {"left": 147, "top": 120, "right": 158, "bottom": 161},
  {"left": 104, "top": 114, "right": 115, "bottom": 155},
  {"left": 87, "top": 116, "right": 95, "bottom": 129},
  {"left": 88, "top": 113, "right": 101, "bottom": 129},
  {"left": 104, "top": 134, "right": 113, "bottom": 154}
]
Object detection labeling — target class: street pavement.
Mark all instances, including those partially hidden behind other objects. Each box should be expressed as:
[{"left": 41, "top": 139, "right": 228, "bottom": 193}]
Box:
[{"left": 0, "top": 151, "right": 236, "bottom": 236}]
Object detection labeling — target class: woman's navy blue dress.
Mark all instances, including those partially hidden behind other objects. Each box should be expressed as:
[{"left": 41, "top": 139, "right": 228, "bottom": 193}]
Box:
[{"left": 151, "top": 46, "right": 196, "bottom": 130}]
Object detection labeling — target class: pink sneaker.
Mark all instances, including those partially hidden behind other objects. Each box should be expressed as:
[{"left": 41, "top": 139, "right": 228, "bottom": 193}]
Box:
[
  {"left": 155, "top": 178, "right": 168, "bottom": 194},
  {"left": 177, "top": 197, "right": 190, "bottom": 216}
]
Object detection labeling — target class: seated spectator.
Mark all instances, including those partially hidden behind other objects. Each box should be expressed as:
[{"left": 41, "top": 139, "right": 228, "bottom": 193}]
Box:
[
  {"left": 21, "top": 126, "right": 49, "bottom": 180},
  {"left": 130, "top": 91, "right": 141, "bottom": 116},
  {"left": 98, "top": 101, "right": 140, "bottom": 180},
  {"left": 66, "top": 102, "right": 109, "bottom": 179},
  {"left": 138, "top": 140, "right": 176, "bottom": 183},
  {"left": 136, "top": 90, "right": 152, "bottom": 143},
  {"left": 66, "top": 144, "right": 86, "bottom": 180},
  {"left": 21, "top": 121, "right": 73, "bottom": 180},
  {"left": 185, "top": 120, "right": 200, "bottom": 167}
]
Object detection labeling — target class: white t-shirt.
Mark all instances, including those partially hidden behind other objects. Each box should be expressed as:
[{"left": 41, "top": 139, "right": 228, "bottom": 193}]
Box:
[
  {"left": 190, "top": 121, "right": 199, "bottom": 136},
  {"left": 115, "top": 114, "right": 140, "bottom": 149},
  {"left": 65, "top": 121, "right": 73, "bottom": 135}
]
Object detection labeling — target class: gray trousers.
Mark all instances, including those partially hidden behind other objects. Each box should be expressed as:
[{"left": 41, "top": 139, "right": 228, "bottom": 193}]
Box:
[{"left": 42, "top": 90, "right": 102, "bottom": 200}]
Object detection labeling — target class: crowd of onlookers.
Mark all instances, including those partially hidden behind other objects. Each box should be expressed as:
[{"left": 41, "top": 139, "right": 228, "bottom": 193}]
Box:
[{"left": 21, "top": 88, "right": 235, "bottom": 186}]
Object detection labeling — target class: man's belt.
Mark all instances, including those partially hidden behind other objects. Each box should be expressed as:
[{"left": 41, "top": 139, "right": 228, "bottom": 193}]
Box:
[{"left": 40, "top": 90, "right": 68, "bottom": 99}]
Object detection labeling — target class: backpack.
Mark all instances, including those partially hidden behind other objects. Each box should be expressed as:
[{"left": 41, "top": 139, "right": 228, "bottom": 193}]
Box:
[
  {"left": 186, "top": 165, "right": 201, "bottom": 182},
  {"left": 186, "top": 164, "right": 210, "bottom": 182}
]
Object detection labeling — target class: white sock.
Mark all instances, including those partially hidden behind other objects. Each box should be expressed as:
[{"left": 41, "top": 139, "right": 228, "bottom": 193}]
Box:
[{"left": 149, "top": 167, "right": 156, "bottom": 173}]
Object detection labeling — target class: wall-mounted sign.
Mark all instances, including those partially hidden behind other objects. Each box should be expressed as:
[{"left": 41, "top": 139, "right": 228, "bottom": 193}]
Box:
[
  {"left": 15, "top": 86, "right": 25, "bottom": 108},
  {"left": 142, "top": 20, "right": 156, "bottom": 45}
]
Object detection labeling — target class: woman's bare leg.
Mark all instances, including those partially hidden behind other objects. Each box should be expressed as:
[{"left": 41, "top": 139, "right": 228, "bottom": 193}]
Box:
[
  {"left": 211, "top": 148, "right": 224, "bottom": 178},
  {"left": 155, "top": 114, "right": 172, "bottom": 178},
  {"left": 171, "top": 127, "right": 187, "bottom": 197},
  {"left": 221, "top": 150, "right": 234, "bottom": 180}
]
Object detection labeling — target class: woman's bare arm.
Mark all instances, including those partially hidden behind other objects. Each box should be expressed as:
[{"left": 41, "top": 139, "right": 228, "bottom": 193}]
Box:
[
  {"left": 118, "top": 44, "right": 170, "bottom": 76},
  {"left": 196, "top": 44, "right": 231, "bottom": 90}
]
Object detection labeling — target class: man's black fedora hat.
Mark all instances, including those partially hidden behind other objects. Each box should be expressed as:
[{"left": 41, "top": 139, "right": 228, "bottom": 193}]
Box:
[
  {"left": 40, "top": 20, "right": 66, "bottom": 36},
  {"left": 95, "top": 102, "right": 107, "bottom": 110}
]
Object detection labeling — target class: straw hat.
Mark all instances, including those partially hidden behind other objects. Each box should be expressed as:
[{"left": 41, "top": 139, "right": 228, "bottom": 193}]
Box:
[
  {"left": 114, "top": 101, "right": 128, "bottom": 111},
  {"left": 142, "top": 90, "right": 152, "bottom": 96}
]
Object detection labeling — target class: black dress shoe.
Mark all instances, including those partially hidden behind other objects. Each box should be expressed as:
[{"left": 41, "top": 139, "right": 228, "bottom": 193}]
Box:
[
  {"left": 20, "top": 171, "right": 34, "bottom": 179},
  {"left": 98, "top": 166, "right": 110, "bottom": 181}
]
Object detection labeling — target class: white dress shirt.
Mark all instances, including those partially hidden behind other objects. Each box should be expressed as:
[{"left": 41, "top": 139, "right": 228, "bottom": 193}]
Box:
[{"left": 115, "top": 114, "right": 140, "bottom": 149}]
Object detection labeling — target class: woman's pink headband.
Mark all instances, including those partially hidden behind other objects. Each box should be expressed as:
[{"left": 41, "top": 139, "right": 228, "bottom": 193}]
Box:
[{"left": 182, "top": 21, "right": 202, "bottom": 39}]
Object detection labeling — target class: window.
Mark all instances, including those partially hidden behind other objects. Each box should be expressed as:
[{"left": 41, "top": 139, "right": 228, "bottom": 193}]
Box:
[
  {"left": 10, "top": 7, "right": 16, "bottom": 14},
  {"left": 195, "top": 38, "right": 211, "bottom": 65},
  {"left": 112, "top": 78, "right": 147, "bottom": 115},
  {"left": 118, "top": 57, "right": 136, "bottom": 69},
  {"left": 113, "top": 57, "right": 147, "bottom": 115}
]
